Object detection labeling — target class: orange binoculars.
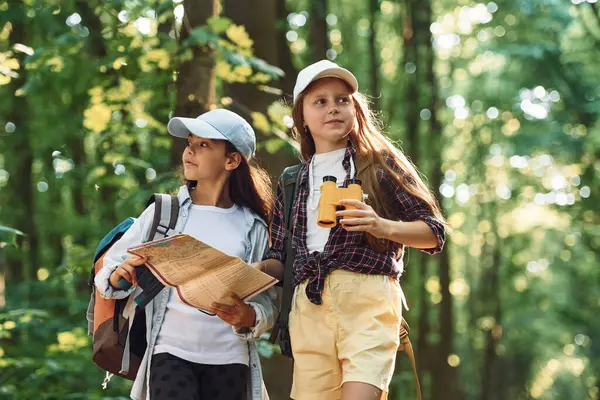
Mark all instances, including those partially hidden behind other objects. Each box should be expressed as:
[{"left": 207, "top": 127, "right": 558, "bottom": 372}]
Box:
[{"left": 317, "top": 176, "right": 364, "bottom": 228}]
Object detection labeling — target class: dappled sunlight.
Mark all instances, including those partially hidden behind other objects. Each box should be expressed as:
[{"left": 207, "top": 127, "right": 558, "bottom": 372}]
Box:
[{"left": 1, "top": 0, "right": 599, "bottom": 398}]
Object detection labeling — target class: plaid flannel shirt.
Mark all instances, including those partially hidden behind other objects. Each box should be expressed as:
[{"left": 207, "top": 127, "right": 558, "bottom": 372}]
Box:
[{"left": 265, "top": 142, "right": 446, "bottom": 305}]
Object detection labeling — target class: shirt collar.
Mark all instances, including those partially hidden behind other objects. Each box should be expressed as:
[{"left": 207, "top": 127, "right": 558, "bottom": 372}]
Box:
[
  {"left": 299, "top": 140, "right": 355, "bottom": 187},
  {"left": 177, "top": 184, "right": 266, "bottom": 227}
]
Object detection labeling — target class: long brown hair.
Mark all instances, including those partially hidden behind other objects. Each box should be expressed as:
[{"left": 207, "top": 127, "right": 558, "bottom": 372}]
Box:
[
  {"left": 292, "top": 80, "right": 447, "bottom": 251},
  {"left": 184, "top": 141, "right": 274, "bottom": 225}
]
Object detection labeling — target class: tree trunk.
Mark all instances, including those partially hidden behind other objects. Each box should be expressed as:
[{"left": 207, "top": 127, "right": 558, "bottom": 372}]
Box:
[
  {"left": 224, "top": 0, "right": 298, "bottom": 182},
  {"left": 403, "top": 0, "right": 435, "bottom": 385},
  {"left": 76, "top": 0, "right": 110, "bottom": 231},
  {"left": 427, "top": 87, "right": 451, "bottom": 400},
  {"left": 148, "top": 4, "right": 176, "bottom": 172},
  {"left": 368, "top": 0, "right": 380, "bottom": 110},
  {"left": 131, "top": 5, "right": 174, "bottom": 184},
  {"left": 480, "top": 225, "right": 503, "bottom": 400},
  {"left": 276, "top": 0, "right": 297, "bottom": 98},
  {"left": 169, "top": 0, "right": 218, "bottom": 167},
  {"left": 44, "top": 153, "right": 65, "bottom": 269},
  {"left": 222, "top": 1, "right": 297, "bottom": 396},
  {"left": 310, "top": 0, "right": 328, "bottom": 62},
  {"left": 430, "top": 143, "right": 461, "bottom": 400},
  {"left": 0, "top": 253, "right": 5, "bottom": 308},
  {"left": 415, "top": 253, "right": 430, "bottom": 376},
  {"left": 422, "top": 0, "right": 462, "bottom": 398},
  {"left": 403, "top": 0, "right": 419, "bottom": 162},
  {"left": 4, "top": 0, "right": 37, "bottom": 287},
  {"left": 390, "top": 4, "right": 434, "bottom": 400}
]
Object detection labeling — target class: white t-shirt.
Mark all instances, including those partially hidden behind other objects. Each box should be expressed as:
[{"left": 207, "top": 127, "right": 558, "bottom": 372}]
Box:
[
  {"left": 306, "top": 148, "right": 348, "bottom": 253},
  {"left": 153, "top": 203, "right": 250, "bottom": 365}
]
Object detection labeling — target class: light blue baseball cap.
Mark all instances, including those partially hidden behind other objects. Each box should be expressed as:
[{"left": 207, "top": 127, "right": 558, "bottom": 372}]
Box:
[{"left": 167, "top": 109, "right": 256, "bottom": 160}]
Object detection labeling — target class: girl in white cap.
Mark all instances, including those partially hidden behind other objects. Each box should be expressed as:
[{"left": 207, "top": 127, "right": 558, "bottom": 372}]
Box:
[
  {"left": 257, "top": 60, "right": 447, "bottom": 399},
  {"left": 95, "top": 109, "right": 276, "bottom": 400}
]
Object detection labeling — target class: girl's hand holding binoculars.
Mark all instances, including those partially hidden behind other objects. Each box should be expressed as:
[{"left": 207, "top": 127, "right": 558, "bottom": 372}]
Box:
[{"left": 336, "top": 199, "right": 390, "bottom": 239}]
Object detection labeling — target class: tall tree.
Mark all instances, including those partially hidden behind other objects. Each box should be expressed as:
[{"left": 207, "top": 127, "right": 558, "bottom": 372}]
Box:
[
  {"left": 74, "top": 0, "right": 108, "bottom": 235},
  {"left": 421, "top": 0, "right": 462, "bottom": 397},
  {"left": 224, "top": 0, "right": 298, "bottom": 181},
  {"left": 222, "top": 1, "right": 298, "bottom": 397},
  {"left": 310, "top": 0, "right": 328, "bottom": 62},
  {"left": 169, "top": 0, "right": 218, "bottom": 166},
  {"left": 399, "top": 0, "right": 435, "bottom": 388},
  {"left": 3, "top": 0, "right": 37, "bottom": 286},
  {"left": 276, "top": 0, "right": 298, "bottom": 97},
  {"left": 368, "top": 0, "right": 380, "bottom": 110},
  {"left": 479, "top": 226, "right": 503, "bottom": 400}
]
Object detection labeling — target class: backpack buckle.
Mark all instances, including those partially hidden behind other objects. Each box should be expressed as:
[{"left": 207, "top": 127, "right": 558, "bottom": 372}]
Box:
[{"left": 155, "top": 224, "right": 174, "bottom": 237}]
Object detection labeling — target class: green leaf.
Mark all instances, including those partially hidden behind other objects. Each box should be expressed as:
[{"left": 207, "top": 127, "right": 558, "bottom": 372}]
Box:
[
  {"left": 264, "top": 138, "right": 285, "bottom": 153},
  {"left": 248, "top": 57, "right": 284, "bottom": 78},
  {"left": 256, "top": 337, "right": 275, "bottom": 358},
  {"left": 157, "top": 0, "right": 174, "bottom": 16},
  {"left": 0, "top": 225, "right": 25, "bottom": 247},
  {"left": 24, "top": 47, "right": 45, "bottom": 64},
  {"left": 493, "top": 43, "right": 560, "bottom": 60},
  {"left": 207, "top": 16, "right": 233, "bottom": 33},
  {"left": 55, "top": 33, "right": 81, "bottom": 46},
  {"left": 19, "top": 76, "right": 40, "bottom": 96},
  {"left": 186, "top": 26, "right": 219, "bottom": 46},
  {"left": 126, "top": 157, "right": 153, "bottom": 170},
  {"left": 221, "top": 51, "right": 284, "bottom": 79},
  {"left": 222, "top": 51, "right": 249, "bottom": 67},
  {"left": 217, "top": 48, "right": 283, "bottom": 83},
  {"left": 179, "top": 48, "right": 194, "bottom": 63}
]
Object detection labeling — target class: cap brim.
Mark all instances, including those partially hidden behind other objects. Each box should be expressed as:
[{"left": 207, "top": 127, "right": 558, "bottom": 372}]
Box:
[
  {"left": 293, "top": 66, "right": 359, "bottom": 102},
  {"left": 167, "top": 117, "right": 228, "bottom": 141},
  {"left": 312, "top": 68, "right": 358, "bottom": 92}
]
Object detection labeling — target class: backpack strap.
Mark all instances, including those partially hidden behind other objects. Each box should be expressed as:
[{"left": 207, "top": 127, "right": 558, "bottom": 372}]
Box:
[
  {"left": 399, "top": 319, "right": 421, "bottom": 400},
  {"left": 119, "top": 193, "right": 180, "bottom": 377},
  {"left": 405, "top": 339, "right": 421, "bottom": 400},
  {"left": 147, "top": 194, "right": 180, "bottom": 241},
  {"left": 268, "top": 163, "right": 304, "bottom": 344}
]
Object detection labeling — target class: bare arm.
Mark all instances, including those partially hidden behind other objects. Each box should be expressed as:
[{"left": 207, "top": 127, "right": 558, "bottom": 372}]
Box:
[
  {"left": 338, "top": 199, "right": 444, "bottom": 253},
  {"left": 252, "top": 258, "right": 285, "bottom": 281},
  {"left": 379, "top": 219, "right": 439, "bottom": 249}
]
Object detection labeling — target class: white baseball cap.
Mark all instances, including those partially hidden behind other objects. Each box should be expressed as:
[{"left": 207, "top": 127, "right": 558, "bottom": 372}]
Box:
[
  {"left": 293, "top": 60, "right": 358, "bottom": 103},
  {"left": 167, "top": 109, "right": 256, "bottom": 160}
]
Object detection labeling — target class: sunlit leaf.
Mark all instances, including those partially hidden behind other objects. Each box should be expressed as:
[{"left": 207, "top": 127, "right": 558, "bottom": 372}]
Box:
[
  {"left": 207, "top": 16, "right": 233, "bottom": 33},
  {"left": 0, "top": 225, "right": 25, "bottom": 247}
]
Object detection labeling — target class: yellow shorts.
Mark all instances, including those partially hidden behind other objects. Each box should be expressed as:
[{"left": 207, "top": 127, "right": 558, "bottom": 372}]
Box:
[{"left": 289, "top": 269, "right": 404, "bottom": 400}]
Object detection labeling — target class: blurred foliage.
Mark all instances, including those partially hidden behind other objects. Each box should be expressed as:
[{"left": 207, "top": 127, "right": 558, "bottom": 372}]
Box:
[{"left": 1, "top": 0, "right": 599, "bottom": 399}]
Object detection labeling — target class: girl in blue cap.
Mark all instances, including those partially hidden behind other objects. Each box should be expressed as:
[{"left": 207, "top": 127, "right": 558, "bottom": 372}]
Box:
[{"left": 95, "top": 109, "right": 276, "bottom": 400}]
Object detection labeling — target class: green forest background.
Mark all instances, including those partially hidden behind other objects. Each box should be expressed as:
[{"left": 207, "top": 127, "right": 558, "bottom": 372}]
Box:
[{"left": 1, "top": 0, "right": 599, "bottom": 399}]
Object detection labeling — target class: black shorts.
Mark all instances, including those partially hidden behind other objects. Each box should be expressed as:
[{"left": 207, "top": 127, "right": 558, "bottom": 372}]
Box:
[{"left": 149, "top": 352, "right": 248, "bottom": 400}]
